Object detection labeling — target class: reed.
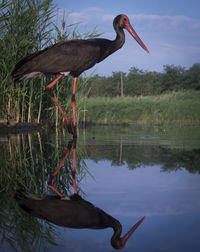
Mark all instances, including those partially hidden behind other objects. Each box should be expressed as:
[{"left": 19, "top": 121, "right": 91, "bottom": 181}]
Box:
[{"left": 0, "top": 0, "right": 100, "bottom": 126}]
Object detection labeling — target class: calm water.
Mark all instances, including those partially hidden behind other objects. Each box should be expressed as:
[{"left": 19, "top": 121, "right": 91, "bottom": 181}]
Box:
[{"left": 0, "top": 125, "right": 200, "bottom": 252}]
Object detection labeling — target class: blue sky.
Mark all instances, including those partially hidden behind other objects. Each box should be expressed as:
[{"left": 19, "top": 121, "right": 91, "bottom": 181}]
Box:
[{"left": 53, "top": 0, "right": 200, "bottom": 76}]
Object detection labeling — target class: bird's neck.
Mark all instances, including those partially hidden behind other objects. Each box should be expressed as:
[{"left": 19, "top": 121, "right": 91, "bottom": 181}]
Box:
[
  {"left": 112, "top": 25, "right": 125, "bottom": 51},
  {"left": 97, "top": 25, "right": 125, "bottom": 63},
  {"left": 110, "top": 220, "right": 123, "bottom": 249}
]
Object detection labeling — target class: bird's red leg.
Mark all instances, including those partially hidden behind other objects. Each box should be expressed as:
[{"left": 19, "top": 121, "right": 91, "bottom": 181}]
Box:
[
  {"left": 48, "top": 140, "right": 73, "bottom": 198},
  {"left": 71, "top": 77, "right": 77, "bottom": 138},
  {"left": 72, "top": 139, "right": 77, "bottom": 194},
  {"left": 46, "top": 74, "right": 73, "bottom": 134}
]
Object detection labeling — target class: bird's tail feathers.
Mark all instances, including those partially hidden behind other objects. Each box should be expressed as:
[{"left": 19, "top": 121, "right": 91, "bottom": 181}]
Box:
[
  {"left": 15, "top": 191, "right": 47, "bottom": 201},
  {"left": 12, "top": 71, "right": 44, "bottom": 82}
]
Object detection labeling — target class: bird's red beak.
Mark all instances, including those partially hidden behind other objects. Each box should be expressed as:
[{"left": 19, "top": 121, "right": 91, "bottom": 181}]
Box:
[
  {"left": 125, "top": 23, "right": 149, "bottom": 54},
  {"left": 119, "top": 216, "right": 146, "bottom": 249}
]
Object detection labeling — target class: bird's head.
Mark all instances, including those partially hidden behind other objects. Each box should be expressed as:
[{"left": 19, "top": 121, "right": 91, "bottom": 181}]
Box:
[
  {"left": 111, "top": 216, "right": 146, "bottom": 249},
  {"left": 114, "top": 14, "right": 149, "bottom": 54}
]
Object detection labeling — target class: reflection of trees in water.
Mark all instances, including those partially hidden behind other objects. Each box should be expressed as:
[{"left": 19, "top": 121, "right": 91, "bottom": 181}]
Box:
[
  {"left": 160, "top": 148, "right": 200, "bottom": 173},
  {"left": 85, "top": 143, "right": 200, "bottom": 174}
]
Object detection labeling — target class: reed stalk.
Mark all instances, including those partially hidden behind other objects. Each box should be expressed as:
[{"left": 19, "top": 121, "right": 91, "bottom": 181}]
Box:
[{"left": 0, "top": 1, "right": 100, "bottom": 126}]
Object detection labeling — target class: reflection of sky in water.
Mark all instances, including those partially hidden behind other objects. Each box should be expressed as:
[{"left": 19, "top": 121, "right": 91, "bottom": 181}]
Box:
[
  {"left": 82, "top": 160, "right": 200, "bottom": 217},
  {"left": 52, "top": 159, "right": 200, "bottom": 252}
]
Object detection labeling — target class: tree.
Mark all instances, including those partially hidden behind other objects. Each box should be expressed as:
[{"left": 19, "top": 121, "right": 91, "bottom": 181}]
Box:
[
  {"left": 162, "top": 65, "right": 185, "bottom": 92},
  {"left": 183, "top": 63, "right": 200, "bottom": 90}
]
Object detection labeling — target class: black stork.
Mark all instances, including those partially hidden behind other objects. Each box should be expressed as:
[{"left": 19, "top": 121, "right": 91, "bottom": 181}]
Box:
[
  {"left": 15, "top": 191, "right": 145, "bottom": 249},
  {"left": 12, "top": 14, "right": 149, "bottom": 137}
]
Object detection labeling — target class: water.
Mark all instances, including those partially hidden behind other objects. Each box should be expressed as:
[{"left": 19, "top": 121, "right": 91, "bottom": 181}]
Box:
[{"left": 0, "top": 125, "right": 200, "bottom": 252}]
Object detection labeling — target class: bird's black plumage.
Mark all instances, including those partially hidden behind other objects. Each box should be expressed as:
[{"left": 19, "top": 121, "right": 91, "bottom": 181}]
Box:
[{"left": 12, "top": 14, "right": 131, "bottom": 81}]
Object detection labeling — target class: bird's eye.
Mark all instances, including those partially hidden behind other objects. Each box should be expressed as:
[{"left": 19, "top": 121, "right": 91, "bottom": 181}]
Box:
[{"left": 123, "top": 17, "right": 128, "bottom": 24}]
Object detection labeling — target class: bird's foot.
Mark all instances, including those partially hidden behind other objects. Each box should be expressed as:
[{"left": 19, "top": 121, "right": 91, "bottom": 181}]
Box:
[
  {"left": 72, "top": 123, "right": 77, "bottom": 139},
  {"left": 61, "top": 196, "right": 70, "bottom": 200},
  {"left": 64, "top": 120, "right": 77, "bottom": 138},
  {"left": 64, "top": 120, "right": 73, "bottom": 135}
]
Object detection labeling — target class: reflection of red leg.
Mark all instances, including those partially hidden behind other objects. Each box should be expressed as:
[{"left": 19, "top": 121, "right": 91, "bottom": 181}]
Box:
[
  {"left": 72, "top": 140, "right": 77, "bottom": 194},
  {"left": 48, "top": 139, "right": 77, "bottom": 197},
  {"left": 48, "top": 141, "right": 73, "bottom": 198},
  {"left": 46, "top": 74, "right": 73, "bottom": 134},
  {"left": 71, "top": 77, "right": 77, "bottom": 138}
]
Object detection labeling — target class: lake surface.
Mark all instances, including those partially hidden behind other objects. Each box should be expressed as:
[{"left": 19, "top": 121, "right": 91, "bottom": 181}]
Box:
[{"left": 0, "top": 125, "right": 200, "bottom": 252}]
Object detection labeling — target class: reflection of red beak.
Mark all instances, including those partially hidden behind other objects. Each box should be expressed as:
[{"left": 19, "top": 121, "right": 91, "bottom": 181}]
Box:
[
  {"left": 125, "top": 23, "right": 149, "bottom": 54},
  {"left": 120, "top": 216, "right": 146, "bottom": 249}
]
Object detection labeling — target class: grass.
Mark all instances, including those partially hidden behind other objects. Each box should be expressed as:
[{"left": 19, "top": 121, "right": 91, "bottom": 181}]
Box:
[{"left": 80, "top": 90, "right": 200, "bottom": 125}]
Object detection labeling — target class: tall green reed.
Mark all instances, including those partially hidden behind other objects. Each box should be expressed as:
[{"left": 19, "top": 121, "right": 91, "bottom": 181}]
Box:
[
  {"left": 0, "top": 0, "right": 54, "bottom": 121},
  {"left": 0, "top": 1, "right": 100, "bottom": 127}
]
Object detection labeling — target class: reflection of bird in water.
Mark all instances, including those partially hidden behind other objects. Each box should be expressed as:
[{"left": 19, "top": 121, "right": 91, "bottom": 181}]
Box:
[{"left": 15, "top": 191, "right": 145, "bottom": 249}]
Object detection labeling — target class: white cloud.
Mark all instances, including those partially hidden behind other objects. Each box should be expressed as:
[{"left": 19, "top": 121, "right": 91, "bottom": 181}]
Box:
[
  {"left": 132, "top": 14, "right": 191, "bottom": 23},
  {"left": 63, "top": 8, "right": 199, "bottom": 28},
  {"left": 54, "top": 7, "right": 200, "bottom": 34}
]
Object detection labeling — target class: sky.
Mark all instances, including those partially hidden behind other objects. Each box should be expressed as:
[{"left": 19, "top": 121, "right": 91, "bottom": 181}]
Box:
[{"left": 53, "top": 0, "right": 200, "bottom": 76}]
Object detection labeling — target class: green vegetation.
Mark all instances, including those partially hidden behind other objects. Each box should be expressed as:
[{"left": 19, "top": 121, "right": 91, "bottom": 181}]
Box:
[
  {"left": 83, "top": 90, "right": 200, "bottom": 125},
  {"left": 0, "top": 0, "right": 100, "bottom": 126},
  {"left": 84, "top": 63, "right": 200, "bottom": 125},
  {"left": 0, "top": 133, "right": 88, "bottom": 251},
  {"left": 0, "top": 0, "right": 200, "bottom": 127},
  {"left": 88, "top": 64, "right": 200, "bottom": 97}
]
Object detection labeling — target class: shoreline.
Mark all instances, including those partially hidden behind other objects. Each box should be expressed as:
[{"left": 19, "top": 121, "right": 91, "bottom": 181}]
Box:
[{"left": 0, "top": 119, "right": 200, "bottom": 135}]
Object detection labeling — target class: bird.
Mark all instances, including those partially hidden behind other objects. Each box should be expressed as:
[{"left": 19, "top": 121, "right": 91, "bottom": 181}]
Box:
[
  {"left": 15, "top": 191, "right": 145, "bottom": 249},
  {"left": 12, "top": 14, "right": 149, "bottom": 138}
]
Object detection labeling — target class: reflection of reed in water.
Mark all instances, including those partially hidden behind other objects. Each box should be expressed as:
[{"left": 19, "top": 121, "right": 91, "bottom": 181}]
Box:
[
  {"left": 0, "top": 132, "right": 88, "bottom": 194},
  {"left": 0, "top": 132, "right": 88, "bottom": 252}
]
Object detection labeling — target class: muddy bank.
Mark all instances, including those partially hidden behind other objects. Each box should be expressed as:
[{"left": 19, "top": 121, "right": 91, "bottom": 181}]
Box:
[{"left": 0, "top": 119, "right": 42, "bottom": 134}]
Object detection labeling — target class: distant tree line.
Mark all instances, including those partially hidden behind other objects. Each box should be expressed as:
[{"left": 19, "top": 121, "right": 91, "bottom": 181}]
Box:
[{"left": 88, "top": 64, "right": 200, "bottom": 97}]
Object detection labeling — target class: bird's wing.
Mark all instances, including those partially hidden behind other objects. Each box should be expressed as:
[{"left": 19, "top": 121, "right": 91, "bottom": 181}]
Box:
[
  {"left": 13, "top": 40, "right": 101, "bottom": 78},
  {"left": 48, "top": 40, "right": 101, "bottom": 75}
]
